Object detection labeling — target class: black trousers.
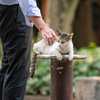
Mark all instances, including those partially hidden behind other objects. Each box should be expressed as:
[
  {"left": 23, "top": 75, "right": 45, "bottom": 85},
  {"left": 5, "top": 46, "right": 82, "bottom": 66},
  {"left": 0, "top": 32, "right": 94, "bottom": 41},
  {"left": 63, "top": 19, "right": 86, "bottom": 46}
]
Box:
[{"left": 0, "top": 4, "right": 32, "bottom": 100}]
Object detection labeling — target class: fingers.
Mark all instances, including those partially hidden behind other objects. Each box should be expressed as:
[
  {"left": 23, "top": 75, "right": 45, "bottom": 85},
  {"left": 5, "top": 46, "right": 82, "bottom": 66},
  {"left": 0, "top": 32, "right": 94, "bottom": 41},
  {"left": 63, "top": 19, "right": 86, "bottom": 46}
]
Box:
[
  {"left": 43, "top": 34, "right": 54, "bottom": 45},
  {"left": 41, "top": 27, "right": 58, "bottom": 45},
  {"left": 51, "top": 30, "right": 58, "bottom": 42},
  {"left": 48, "top": 34, "right": 54, "bottom": 45},
  {"left": 43, "top": 36, "right": 48, "bottom": 44}
]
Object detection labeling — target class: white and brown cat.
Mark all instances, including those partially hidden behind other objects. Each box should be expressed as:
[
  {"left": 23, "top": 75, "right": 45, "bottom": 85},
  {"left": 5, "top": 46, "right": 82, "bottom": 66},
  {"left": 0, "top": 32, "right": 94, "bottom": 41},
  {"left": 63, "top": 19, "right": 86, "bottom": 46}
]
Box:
[{"left": 30, "top": 30, "right": 74, "bottom": 78}]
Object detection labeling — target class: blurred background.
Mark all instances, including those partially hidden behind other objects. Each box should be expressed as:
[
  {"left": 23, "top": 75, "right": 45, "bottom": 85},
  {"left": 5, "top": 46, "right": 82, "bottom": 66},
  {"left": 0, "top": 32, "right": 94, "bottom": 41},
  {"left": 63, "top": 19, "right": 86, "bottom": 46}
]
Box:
[{"left": 0, "top": 0, "right": 100, "bottom": 100}]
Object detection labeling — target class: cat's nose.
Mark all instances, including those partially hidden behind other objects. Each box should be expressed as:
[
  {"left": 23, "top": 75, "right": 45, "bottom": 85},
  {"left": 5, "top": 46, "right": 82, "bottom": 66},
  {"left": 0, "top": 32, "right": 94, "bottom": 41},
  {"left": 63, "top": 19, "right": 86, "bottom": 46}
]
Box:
[{"left": 59, "top": 45, "right": 61, "bottom": 48}]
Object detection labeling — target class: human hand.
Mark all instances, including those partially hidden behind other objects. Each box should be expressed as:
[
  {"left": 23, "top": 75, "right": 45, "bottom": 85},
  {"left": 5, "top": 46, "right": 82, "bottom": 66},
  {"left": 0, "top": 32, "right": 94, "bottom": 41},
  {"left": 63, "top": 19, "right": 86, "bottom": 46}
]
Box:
[
  {"left": 40, "top": 26, "right": 58, "bottom": 45},
  {"left": 28, "top": 16, "right": 58, "bottom": 44}
]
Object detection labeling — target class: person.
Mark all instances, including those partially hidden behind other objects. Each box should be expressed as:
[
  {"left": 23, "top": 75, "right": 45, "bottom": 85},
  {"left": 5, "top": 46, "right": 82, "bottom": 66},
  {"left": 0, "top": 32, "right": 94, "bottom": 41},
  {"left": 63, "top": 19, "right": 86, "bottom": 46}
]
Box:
[
  {"left": 0, "top": 0, "right": 58, "bottom": 100},
  {"left": 32, "top": 0, "right": 47, "bottom": 44}
]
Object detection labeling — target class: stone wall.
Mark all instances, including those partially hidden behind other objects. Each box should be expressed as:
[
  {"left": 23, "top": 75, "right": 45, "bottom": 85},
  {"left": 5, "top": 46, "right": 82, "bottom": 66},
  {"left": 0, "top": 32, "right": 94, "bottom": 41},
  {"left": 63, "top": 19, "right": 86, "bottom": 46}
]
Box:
[{"left": 75, "top": 77, "right": 100, "bottom": 100}]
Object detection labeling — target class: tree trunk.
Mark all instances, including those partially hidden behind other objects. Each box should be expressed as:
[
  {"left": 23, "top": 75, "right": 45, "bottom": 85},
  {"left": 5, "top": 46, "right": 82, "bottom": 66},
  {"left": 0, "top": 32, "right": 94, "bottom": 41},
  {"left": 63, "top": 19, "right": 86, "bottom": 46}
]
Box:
[{"left": 48, "top": 0, "right": 79, "bottom": 33}]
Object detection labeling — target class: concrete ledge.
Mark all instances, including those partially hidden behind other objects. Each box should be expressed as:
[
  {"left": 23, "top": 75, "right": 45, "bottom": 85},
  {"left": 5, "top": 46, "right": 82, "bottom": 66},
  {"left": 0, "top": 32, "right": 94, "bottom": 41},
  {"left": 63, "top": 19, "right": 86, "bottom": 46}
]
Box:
[{"left": 75, "top": 77, "right": 100, "bottom": 100}]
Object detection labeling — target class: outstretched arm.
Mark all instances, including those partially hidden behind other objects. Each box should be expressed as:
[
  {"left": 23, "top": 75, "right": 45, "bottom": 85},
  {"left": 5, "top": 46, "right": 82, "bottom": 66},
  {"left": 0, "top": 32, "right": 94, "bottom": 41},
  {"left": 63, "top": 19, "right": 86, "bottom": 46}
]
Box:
[
  {"left": 18, "top": 0, "right": 58, "bottom": 45},
  {"left": 29, "top": 16, "right": 58, "bottom": 45}
]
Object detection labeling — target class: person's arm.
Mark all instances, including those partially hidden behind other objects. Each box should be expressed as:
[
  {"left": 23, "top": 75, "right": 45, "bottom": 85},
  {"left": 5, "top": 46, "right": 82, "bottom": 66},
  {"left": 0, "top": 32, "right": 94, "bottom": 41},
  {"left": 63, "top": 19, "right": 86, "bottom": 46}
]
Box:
[
  {"left": 29, "top": 16, "right": 57, "bottom": 45},
  {"left": 18, "top": 0, "right": 58, "bottom": 44}
]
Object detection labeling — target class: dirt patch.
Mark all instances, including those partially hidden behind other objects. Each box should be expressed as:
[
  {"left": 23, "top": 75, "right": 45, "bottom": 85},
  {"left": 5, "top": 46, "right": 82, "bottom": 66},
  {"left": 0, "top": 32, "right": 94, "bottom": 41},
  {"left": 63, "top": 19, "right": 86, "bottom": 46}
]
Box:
[
  {"left": 24, "top": 95, "right": 76, "bottom": 100},
  {"left": 24, "top": 95, "right": 50, "bottom": 100}
]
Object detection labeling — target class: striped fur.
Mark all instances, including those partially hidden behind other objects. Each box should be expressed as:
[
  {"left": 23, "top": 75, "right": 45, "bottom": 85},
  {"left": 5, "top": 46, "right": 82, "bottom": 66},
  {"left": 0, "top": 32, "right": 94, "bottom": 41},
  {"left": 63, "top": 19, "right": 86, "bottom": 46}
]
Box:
[{"left": 30, "top": 53, "right": 37, "bottom": 79}]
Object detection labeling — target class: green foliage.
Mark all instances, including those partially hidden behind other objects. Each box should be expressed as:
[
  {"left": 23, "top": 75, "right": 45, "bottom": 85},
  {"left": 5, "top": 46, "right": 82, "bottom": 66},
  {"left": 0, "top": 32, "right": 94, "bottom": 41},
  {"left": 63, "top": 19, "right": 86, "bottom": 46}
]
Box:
[
  {"left": 26, "top": 53, "right": 51, "bottom": 95},
  {"left": 73, "top": 42, "right": 100, "bottom": 93},
  {"left": 26, "top": 42, "right": 100, "bottom": 95},
  {"left": 0, "top": 37, "right": 100, "bottom": 95},
  {"left": 74, "top": 42, "right": 100, "bottom": 77}
]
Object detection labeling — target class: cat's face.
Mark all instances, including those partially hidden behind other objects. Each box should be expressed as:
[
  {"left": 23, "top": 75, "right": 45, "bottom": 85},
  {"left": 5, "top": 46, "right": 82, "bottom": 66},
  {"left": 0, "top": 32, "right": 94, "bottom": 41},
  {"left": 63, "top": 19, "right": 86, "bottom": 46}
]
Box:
[{"left": 56, "top": 30, "right": 73, "bottom": 48}]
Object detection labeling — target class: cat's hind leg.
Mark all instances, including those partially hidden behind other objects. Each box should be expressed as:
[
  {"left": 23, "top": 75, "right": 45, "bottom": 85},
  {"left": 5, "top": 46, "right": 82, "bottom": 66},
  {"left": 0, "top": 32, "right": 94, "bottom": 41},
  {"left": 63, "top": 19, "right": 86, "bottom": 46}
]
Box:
[{"left": 33, "top": 43, "right": 41, "bottom": 54}]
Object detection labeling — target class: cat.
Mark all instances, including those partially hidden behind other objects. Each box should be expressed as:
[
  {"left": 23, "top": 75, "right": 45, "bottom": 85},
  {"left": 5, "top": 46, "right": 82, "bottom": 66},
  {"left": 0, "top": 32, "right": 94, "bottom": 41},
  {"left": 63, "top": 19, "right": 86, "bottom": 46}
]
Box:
[{"left": 30, "top": 30, "right": 74, "bottom": 79}]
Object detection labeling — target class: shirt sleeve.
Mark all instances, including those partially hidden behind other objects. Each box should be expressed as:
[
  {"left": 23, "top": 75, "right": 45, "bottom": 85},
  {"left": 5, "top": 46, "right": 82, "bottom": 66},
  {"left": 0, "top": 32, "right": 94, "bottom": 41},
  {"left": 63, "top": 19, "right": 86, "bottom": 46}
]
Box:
[
  {"left": 18, "top": 0, "right": 42, "bottom": 17},
  {"left": 17, "top": 0, "right": 42, "bottom": 27}
]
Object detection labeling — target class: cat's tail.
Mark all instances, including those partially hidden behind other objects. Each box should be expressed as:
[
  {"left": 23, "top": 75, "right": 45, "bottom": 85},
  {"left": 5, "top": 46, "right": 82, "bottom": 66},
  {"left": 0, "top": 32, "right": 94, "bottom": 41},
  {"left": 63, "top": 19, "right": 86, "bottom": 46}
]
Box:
[{"left": 30, "top": 52, "right": 37, "bottom": 79}]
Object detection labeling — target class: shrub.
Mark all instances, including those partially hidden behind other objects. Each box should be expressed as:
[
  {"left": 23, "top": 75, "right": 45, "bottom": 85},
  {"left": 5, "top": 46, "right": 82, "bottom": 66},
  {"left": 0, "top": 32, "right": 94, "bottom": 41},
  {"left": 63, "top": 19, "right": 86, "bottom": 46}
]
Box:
[
  {"left": 73, "top": 42, "right": 100, "bottom": 93},
  {"left": 26, "top": 42, "right": 100, "bottom": 95},
  {"left": 1, "top": 37, "right": 100, "bottom": 95}
]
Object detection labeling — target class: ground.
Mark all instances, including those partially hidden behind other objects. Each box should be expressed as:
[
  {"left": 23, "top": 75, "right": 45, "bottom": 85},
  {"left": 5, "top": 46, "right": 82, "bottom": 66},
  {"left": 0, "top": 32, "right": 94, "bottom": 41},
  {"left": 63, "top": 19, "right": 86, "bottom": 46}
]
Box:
[
  {"left": 24, "top": 95, "right": 50, "bottom": 100},
  {"left": 24, "top": 95, "right": 76, "bottom": 100}
]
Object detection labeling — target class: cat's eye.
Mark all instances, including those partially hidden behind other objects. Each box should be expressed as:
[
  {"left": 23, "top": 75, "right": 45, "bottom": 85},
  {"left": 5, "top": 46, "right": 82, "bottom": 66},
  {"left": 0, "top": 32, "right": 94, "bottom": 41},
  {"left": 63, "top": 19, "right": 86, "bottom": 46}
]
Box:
[
  {"left": 62, "top": 42, "right": 64, "bottom": 44},
  {"left": 58, "top": 40, "right": 60, "bottom": 42}
]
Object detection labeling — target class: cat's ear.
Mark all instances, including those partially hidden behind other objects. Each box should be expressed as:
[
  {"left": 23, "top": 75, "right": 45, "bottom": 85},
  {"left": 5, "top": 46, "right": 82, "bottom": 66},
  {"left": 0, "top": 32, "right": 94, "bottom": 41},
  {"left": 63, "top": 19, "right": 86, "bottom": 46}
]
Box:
[
  {"left": 68, "top": 33, "right": 74, "bottom": 39},
  {"left": 56, "top": 30, "right": 62, "bottom": 36}
]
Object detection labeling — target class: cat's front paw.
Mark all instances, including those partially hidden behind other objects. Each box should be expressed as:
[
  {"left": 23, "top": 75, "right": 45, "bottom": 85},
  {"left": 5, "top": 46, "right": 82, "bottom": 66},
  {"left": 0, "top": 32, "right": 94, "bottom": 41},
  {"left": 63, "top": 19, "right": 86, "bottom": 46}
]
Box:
[
  {"left": 68, "top": 55, "right": 73, "bottom": 61},
  {"left": 36, "top": 51, "right": 41, "bottom": 54},
  {"left": 56, "top": 54, "right": 62, "bottom": 61}
]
